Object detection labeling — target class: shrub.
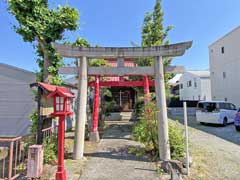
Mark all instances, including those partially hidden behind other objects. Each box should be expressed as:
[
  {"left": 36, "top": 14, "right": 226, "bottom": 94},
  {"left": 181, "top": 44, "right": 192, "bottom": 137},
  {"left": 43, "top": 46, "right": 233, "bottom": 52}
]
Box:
[
  {"left": 133, "top": 102, "right": 185, "bottom": 160},
  {"left": 134, "top": 99, "right": 144, "bottom": 118},
  {"left": 43, "top": 135, "right": 58, "bottom": 164}
]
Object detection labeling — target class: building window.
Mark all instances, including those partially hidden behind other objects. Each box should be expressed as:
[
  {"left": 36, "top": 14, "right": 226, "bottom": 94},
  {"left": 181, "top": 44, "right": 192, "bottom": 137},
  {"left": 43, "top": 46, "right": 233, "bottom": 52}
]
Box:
[
  {"left": 180, "top": 84, "right": 183, "bottom": 89},
  {"left": 224, "top": 97, "right": 228, "bottom": 102},
  {"left": 211, "top": 72, "right": 214, "bottom": 76},
  {"left": 198, "top": 95, "right": 201, "bottom": 100},
  {"left": 211, "top": 49, "right": 213, "bottom": 53},
  {"left": 194, "top": 81, "right": 197, "bottom": 88},
  {"left": 223, "top": 72, "right": 226, "bottom": 79},
  {"left": 187, "top": 81, "right": 192, "bottom": 87},
  {"left": 221, "top": 46, "right": 224, "bottom": 54}
]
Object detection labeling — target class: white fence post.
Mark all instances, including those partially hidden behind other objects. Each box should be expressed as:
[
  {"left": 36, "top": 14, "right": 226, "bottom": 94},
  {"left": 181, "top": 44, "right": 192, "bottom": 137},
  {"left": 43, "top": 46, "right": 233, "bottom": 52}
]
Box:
[{"left": 183, "top": 101, "right": 190, "bottom": 175}]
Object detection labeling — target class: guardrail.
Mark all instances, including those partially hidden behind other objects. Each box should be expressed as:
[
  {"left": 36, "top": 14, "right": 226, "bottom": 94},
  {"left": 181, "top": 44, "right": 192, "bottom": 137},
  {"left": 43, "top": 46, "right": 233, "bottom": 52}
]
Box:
[{"left": 168, "top": 107, "right": 197, "bottom": 116}]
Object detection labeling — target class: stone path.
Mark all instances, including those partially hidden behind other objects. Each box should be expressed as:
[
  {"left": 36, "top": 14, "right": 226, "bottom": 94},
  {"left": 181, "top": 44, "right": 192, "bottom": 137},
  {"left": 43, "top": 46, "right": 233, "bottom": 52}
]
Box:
[{"left": 80, "top": 121, "right": 160, "bottom": 180}]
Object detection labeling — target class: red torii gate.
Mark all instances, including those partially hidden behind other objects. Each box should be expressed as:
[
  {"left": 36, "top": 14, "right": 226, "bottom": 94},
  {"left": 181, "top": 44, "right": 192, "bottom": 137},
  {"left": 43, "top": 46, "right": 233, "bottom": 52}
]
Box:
[{"left": 88, "top": 76, "right": 155, "bottom": 141}]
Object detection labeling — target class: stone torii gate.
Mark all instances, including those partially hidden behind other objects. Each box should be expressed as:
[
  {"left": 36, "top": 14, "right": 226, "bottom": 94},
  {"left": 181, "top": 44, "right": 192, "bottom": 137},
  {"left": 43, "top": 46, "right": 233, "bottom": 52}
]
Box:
[{"left": 52, "top": 41, "right": 192, "bottom": 161}]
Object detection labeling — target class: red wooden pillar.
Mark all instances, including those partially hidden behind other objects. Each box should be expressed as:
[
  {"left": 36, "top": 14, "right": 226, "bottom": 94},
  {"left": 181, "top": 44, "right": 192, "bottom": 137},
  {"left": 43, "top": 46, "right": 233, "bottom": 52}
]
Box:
[
  {"left": 56, "top": 115, "right": 66, "bottom": 180},
  {"left": 144, "top": 75, "right": 150, "bottom": 104},
  {"left": 90, "top": 76, "right": 100, "bottom": 142}
]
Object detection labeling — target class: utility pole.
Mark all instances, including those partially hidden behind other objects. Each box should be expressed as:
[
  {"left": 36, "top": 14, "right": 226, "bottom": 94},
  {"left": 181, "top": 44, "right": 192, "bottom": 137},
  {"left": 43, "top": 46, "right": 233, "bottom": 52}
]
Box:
[{"left": 154, "top": 56, "right": 171, "bottom": 161}]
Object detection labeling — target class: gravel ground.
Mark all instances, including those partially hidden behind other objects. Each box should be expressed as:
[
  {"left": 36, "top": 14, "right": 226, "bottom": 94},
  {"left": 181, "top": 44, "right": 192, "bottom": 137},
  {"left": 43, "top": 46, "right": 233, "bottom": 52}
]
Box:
[
  {"left": 80, "top": 121, "right": 160, "bottom": 180},
  {"left": 170, "top": 115, "right": 240, "bottom": 180}
]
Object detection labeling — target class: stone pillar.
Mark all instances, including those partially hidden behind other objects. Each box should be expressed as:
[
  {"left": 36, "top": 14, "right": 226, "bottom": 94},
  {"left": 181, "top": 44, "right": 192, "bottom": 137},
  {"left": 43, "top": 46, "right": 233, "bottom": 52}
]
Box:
[
  {"left": 73, "top": 57, "right": 88, "bottom": 160},
  {"left": 90, "top": 76, "right": 100, "bottom": 142},
  {"left": 154, "top": 56, "right": 171, "bottom": 161},
  {"left": 143, "top": 75, "right": 150, "bottom": 104}
]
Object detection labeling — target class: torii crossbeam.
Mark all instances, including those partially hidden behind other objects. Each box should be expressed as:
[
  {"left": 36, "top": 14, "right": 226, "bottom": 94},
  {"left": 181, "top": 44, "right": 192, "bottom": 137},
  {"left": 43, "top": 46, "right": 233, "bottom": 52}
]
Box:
[{"left": 52, "top": 41, "right": 192, "bottom": 161}]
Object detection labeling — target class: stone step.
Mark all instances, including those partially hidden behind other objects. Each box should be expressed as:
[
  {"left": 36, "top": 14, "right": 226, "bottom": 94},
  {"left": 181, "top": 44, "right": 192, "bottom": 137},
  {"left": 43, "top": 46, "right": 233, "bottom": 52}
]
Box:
[{"left": 106, "top": 112, "right": 136, "bottom": 121}]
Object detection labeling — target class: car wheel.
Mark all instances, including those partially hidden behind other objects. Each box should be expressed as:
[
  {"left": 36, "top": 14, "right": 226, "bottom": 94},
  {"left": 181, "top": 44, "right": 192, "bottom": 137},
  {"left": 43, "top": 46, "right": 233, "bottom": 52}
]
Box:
[
  {"left": 236, "top": 126, "right": 240, "bottom": 132},
  {"left": 223, "top": 117, "right": 228, "bottom": 126}
]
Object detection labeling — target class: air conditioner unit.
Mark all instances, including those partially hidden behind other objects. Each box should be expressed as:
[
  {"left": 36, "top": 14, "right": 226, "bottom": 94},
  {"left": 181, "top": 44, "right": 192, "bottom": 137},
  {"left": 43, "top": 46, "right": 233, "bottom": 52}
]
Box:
[{"left": 27, "top": 145, "right": 44, "bottom": 178}]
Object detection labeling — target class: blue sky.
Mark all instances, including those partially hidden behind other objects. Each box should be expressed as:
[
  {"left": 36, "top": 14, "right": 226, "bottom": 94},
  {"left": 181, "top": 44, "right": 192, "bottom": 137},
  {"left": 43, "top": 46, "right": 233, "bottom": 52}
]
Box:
[{"left": 0, "top": 0, "right": 239, "bottom": 72}]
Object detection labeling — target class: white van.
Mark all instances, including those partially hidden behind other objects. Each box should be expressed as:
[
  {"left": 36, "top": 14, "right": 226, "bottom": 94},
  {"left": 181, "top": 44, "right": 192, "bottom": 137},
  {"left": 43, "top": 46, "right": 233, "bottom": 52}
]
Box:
[{"left": 196, "top": 101, "right": 238, "bottom": 125}]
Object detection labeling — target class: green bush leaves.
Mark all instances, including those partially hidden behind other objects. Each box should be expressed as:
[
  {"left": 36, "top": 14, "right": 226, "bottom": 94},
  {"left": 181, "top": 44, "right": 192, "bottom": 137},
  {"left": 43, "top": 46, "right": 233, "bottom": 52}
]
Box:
[{"left": 133, "top": 102, "right": 185, "bottom": 160}]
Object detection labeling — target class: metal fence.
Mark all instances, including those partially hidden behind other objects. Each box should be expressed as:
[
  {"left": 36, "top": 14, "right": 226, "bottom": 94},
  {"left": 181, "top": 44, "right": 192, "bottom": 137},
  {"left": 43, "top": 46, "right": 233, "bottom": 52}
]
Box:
[
  {"left": 167, "top": 107, "right": 197, "bottom": 116},
  {"left": 42, "top": 126, "right": 57, "bottom": 140},
  {"left": 0, "top": 136, "right": 27, "bottom": 180},
  {"left": 0, "top": 126, "right": 57, "bottom": 180}
]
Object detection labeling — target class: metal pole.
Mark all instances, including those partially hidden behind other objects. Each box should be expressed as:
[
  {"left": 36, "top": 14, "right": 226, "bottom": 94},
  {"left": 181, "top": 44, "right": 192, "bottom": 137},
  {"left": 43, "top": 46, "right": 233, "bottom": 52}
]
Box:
[
  {"left": 37, "top": 88, "right": 43, "bottom": 144},
  {"left": 183, "top": 102, "right": 190, "bottom": 175},
  {"left": 90, "top": 75, "right": 100, "bottom": 142},
  {"left": 73, "top": 57, "right": 88, "bottom": 160},
  {"left": 143, "top": 75, "right": 150, "bottom": 104},
  {"left": 154, "top": 56, "right": 171, "bottom": 161},
  {"left": 119, "top": 90, "right": 122, "bottom": 107},
  {"left": 8, "top": 141, "right": 13, "bottom": 180},
  {"left": 56, "top": 116, "right": 66, "bottom": 180}
]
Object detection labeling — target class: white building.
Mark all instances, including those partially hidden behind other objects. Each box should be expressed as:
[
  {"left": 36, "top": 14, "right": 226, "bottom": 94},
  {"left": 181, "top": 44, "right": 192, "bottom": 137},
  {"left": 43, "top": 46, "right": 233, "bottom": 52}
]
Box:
[
  {"left": 179, "top": 71, "right": 212, "bottom": 101},
  {"left": 209, "top": 26, "right": 240, "bottom": 107}
]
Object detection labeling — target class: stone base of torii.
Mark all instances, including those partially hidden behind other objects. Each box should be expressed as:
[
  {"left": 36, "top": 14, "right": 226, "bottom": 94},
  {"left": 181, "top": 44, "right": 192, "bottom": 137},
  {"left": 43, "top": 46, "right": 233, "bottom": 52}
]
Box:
[{"left": 52, "top": 41, "right": 192, "bottom": 161}]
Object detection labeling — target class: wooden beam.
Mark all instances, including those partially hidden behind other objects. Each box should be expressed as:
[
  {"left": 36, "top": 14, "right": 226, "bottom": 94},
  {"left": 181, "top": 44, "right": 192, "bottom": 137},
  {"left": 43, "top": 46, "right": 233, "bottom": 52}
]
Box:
[
  {"left": 59, "top": 65, "right": 184, "bottom": 75},
  {"left": 52, "top": 41, "right": 192, "bottom": 58}
]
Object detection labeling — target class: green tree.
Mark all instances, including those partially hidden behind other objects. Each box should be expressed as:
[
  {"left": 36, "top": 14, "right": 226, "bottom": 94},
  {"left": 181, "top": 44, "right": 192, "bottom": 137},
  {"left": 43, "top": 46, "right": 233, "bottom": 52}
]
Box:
[
  {"left": 72, "top": 37, "right": 90, "bottom": 47},
  {"left": 142, "top": 0, "right": 172, "bottom": 48},
  {"left": 139, "top": 0, "right": 173, "bottom": 67},
  {"left": 136, "top": 0, "right": 174, "bottom": 96},
  {"left": 8, "top": 0, "right": 79, "bottom": 84}
]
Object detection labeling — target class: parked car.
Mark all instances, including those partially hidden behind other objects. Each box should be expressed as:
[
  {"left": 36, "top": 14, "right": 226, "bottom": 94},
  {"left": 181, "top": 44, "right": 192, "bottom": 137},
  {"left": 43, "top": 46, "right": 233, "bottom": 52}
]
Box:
[
  {"left": 196, "top": 101, "right": 237, "bottom": 126},
  {"left": 234, "top": 109, "right": 240, "bottom": 131}
]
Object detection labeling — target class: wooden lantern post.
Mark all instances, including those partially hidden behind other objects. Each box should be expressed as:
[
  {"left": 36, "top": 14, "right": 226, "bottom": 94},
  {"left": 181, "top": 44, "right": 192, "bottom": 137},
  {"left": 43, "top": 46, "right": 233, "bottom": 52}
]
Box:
[{"left": 47, "top": 87, "right": 74, "bottom": 180}]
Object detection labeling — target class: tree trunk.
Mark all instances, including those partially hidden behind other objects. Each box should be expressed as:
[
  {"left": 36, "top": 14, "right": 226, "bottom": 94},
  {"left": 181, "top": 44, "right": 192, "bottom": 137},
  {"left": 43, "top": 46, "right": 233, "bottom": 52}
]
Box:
[{"left": 37, "top": 37, "right": 52, "bottom": 83}]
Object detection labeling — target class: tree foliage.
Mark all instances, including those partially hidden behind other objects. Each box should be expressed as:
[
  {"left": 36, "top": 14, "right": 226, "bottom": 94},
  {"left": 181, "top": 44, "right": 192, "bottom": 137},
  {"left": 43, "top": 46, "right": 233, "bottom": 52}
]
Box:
[
  {"left": 139, "top": 0, "right": 173, "bottom": 67},
  {"left": 8, "top": 0, "right": 79, "bottom": 84},
  {"left": 142, "top": 0, "right": 172, "bottom": 48}
]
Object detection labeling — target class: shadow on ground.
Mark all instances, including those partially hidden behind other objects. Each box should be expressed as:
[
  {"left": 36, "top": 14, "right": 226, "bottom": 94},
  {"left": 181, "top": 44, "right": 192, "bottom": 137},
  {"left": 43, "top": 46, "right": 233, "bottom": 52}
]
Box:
[
  {"left": 84, "top": 122, "right": 152, "bottom": 163},
  {"left": 84, "top": 145, "right": 151, "bottom": 162},
  {"left": 102, "top": 123, "right": 133, "bottom": 140}
]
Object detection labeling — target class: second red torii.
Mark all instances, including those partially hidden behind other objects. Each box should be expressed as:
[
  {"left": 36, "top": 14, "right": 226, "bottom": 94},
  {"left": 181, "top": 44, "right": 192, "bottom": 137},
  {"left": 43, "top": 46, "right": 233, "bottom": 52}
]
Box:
[{"left": 88, "top": 80, "right": 155, "bottom": 87}]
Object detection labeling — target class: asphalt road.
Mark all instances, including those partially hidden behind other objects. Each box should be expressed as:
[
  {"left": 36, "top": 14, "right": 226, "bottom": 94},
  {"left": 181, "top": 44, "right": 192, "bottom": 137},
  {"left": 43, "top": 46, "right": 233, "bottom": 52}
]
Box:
[
  {"left": 170, "top": 115, "right": 240, "bottom": 180},
  {"left": 169, "top": 114, "right": 240, "bottom": 146}
]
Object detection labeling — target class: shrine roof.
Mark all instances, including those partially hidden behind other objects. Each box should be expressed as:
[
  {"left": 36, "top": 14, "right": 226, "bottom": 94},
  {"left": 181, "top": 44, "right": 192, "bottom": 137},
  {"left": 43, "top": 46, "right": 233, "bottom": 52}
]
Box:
[
  {"left": 48, "top": 87, "right": 74, "bottom": 98},
  {"left": 30, "top": 82, "right": 74, "bottom": 97}
]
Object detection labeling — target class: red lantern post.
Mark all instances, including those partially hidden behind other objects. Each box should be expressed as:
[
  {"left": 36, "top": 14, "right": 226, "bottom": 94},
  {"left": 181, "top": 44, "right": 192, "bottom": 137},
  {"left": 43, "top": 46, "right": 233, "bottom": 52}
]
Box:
[{"left": 48, "top": 88, "right": 74, "bottom": 180}]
